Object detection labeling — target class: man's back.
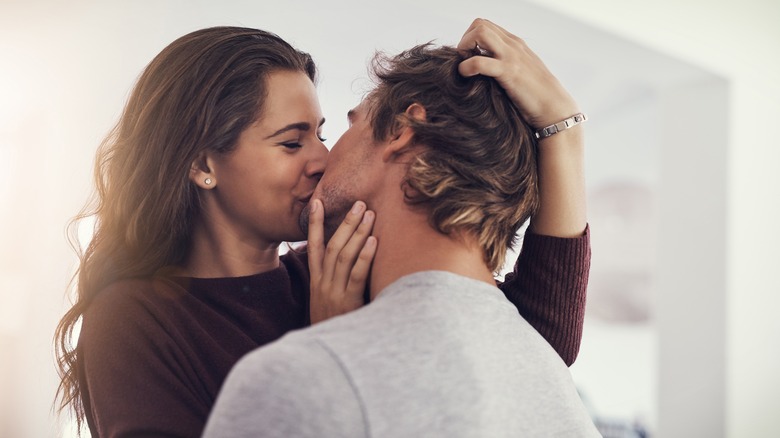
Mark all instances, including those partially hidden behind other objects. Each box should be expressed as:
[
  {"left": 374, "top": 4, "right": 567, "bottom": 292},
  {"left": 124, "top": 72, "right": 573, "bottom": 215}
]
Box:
[{"left": 203, "top": 271, "right": 599, "bottom": 437}]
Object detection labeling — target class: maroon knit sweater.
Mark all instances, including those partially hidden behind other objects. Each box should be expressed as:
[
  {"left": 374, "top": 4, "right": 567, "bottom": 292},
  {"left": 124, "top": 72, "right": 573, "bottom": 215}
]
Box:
[{"left": 77, "top": 228, "right": 589, "bottom": 437}]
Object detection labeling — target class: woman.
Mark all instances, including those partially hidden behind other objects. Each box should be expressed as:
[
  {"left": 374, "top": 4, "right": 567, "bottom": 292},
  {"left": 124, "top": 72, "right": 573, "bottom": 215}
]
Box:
[{"left": 55, "top": 22, "right": 589, "bottom": 437}]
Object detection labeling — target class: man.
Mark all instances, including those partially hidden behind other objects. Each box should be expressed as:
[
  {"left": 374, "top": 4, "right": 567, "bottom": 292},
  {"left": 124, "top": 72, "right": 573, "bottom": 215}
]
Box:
[{"left": 203, "top": 21, "right": 598, "bottom": 437}]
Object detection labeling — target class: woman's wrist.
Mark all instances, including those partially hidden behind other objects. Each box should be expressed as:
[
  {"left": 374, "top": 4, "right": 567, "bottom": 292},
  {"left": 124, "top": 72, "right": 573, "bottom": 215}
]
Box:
[
  {"left": 535, "top": 121, "right": 585, "bottom": 149},
  {"left": 534, "top": 113, "right": 587, "bottom": 140},
  {"left": 522, "top": 81, "right": 579, "bottom": 127},
  {"left": 531, "top": 103, "right": 581, "bottom": 129}
]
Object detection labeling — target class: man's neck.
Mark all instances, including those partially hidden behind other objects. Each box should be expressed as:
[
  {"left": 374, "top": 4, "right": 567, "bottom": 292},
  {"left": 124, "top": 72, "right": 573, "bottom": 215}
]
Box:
[{"left": 368, "top": 201, "right": 496, "bottom": 300}]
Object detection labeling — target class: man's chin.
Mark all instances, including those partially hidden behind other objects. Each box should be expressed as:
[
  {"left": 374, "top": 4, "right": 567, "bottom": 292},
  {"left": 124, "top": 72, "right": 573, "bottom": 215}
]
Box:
[
  {"left": 297, "top": 200, "right": 338, "bottom": 243},
  {"left": 322, "top": 199, "right": 354, "bottom": 242},
  {"left": 299, "top": 192, "right": 354, "bottom": 244},
  {"left": 298, "top": 202, "right": 312, "bottom": 236}
]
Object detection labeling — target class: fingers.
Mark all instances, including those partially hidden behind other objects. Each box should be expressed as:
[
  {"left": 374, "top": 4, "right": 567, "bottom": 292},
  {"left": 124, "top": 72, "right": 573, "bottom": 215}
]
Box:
[
  {"left": 330, "top": 209, "right": 375, "bottom": 292},
  {"left": 455, "top": 18, "right": 576, "bottom": 127},
  {"left": 344, "top": 236, "right": 377, "bottom": 299},
  {"left": 321, "top": 201, "right": 368, "bottom": 282},
  {"left": 458, "top": 56, "right": 503, "bottom": 78},
  {"left": 307, "top": 199, "right": 325, "bottom": 282},
  {"left": 456, "top": 18, "right": 520, "bottom": 56},
  {"left": 456, "top": 18, "right": 527, "bottom": 80},
  {"left": 457, "top": 21, "right": 498, "bottom": 54},
  {"left": 308, "top": 200, "right": 377, "bottom": 325}
]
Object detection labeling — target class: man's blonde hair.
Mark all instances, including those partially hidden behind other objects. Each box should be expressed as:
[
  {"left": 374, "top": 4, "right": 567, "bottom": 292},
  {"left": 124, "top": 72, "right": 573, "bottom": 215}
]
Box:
[{"left": 368, "top": 44, "right": 539, "bottom": 272}]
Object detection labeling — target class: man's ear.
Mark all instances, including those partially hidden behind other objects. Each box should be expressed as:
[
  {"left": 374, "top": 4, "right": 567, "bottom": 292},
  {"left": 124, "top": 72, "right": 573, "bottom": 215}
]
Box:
[
  {"left": 381, "top": 103, "right": 427, "bottom": 162},
  {"left": 189, "top": 151, "right": 217, "bottom": 190}
]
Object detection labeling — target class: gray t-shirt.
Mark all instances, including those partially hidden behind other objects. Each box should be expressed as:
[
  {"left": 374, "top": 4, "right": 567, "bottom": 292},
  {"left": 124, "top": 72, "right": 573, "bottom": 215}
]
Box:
[{"left": 203, "top": 271, "right": 600, "bottom": 437}]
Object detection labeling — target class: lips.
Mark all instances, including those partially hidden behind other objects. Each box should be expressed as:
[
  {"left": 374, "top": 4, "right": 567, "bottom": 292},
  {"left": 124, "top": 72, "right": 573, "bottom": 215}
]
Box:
[{"left": 298, "top": 193, "right": 314, "bottom": 204}]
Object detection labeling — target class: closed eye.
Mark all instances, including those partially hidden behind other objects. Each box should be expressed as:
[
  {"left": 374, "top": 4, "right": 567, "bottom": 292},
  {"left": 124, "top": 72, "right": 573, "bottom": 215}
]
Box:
[{"left": 281, "top": 142, "right": 303, "bottom": 149}]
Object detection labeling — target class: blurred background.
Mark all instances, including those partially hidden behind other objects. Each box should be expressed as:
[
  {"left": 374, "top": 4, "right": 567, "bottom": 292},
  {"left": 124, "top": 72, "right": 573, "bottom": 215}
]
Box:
[{"left": 0, "top": 0, "right": 778, "bottom": 436}]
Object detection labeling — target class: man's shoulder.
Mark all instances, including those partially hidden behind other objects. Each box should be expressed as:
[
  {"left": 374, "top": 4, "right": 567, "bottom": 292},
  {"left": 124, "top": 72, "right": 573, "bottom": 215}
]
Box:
[
  {"left": 206, "top": 330, "right": 368, "bottom": 438},
  {"left": 235, "top": 323, "right": 361, "bottom": 376},
  {"left": 229, "top": 314, "right": 385, "bottom": 399},
  {"left": 238, "top": 329, "right": 322, "bottom": 367}
]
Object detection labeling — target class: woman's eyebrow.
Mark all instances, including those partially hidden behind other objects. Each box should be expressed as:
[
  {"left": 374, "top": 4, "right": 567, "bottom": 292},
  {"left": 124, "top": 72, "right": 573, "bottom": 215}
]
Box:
[{"left": 265, "top": 118, "right": 326, "bottom": 139}]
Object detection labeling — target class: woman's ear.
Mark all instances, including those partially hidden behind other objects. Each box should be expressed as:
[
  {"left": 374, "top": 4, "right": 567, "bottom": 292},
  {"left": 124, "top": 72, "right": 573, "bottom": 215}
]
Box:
[
  {"left": 189, "top": 152, "right": 216, "bottom": 190},
  {"left": 381, "top": 103, "right": 427, "bottom": 162}
]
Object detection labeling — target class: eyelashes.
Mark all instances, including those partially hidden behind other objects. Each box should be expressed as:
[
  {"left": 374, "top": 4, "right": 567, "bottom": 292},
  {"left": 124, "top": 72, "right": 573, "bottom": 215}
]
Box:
[{"left": 281, "top": 136, "right": 326, "bottom": 150}]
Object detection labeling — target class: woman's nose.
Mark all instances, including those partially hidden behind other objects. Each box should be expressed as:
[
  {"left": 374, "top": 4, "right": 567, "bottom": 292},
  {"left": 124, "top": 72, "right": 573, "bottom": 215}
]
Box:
[{"left": 306, "top": 140, "right": 329, "bottom": 178}]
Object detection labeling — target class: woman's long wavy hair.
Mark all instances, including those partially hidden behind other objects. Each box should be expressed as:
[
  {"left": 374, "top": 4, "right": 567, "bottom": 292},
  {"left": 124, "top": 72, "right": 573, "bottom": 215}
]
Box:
[{"left": 54, "top": 26, "right": 316, "bottom": 428}]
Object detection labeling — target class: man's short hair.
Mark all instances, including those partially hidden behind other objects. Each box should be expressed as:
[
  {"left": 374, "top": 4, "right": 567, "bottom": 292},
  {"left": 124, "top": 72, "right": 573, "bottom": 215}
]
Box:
[{"left": 367, "top": 44, "right": 539, "bottom": 272}]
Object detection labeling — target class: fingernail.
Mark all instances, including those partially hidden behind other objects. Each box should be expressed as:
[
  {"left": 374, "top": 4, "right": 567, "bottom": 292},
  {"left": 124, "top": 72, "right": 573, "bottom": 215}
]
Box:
[
  {"left": 351, "top": 201, "right": 364, "bottom": 215},
  {"left": 362, "top": 210, "right": 374, "bottom": 224},
  {"left": 311, "top": 199, "right": 319, "bottom": 214}
]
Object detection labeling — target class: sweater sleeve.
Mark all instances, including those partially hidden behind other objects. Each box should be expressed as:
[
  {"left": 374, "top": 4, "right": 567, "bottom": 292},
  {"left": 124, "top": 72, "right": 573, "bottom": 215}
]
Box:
[
  {"left": 78, "top": 281, "right": 209, "bottom": 437},
  {"left": 498, "top": 225, "right": 591, "bottom": 366}
]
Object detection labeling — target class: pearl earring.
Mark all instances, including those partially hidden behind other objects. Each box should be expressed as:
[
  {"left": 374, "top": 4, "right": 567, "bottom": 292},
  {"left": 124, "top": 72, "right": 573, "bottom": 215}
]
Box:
[{"left": 204, "top": 178, "right": 213, "bottom": 185}]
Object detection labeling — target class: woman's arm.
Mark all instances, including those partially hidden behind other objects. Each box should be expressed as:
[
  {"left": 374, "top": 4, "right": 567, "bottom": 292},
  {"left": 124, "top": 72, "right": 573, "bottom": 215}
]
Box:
[
  {"left": 499, "top": 229, "right": 590, "bottom": 366},
  {"left": 458, "top": 19, "right": 589, "bottom": 365}
]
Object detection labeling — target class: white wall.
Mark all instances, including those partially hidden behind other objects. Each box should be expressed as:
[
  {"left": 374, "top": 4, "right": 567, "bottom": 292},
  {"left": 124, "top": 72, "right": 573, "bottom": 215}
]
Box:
[{"left": 528, "top": 2, "right": 780, "bottom": 436}]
